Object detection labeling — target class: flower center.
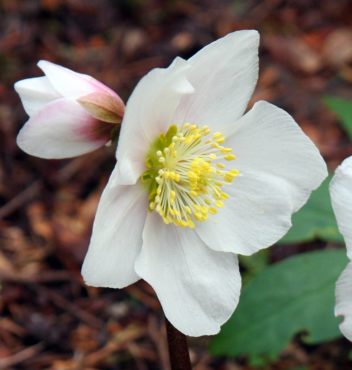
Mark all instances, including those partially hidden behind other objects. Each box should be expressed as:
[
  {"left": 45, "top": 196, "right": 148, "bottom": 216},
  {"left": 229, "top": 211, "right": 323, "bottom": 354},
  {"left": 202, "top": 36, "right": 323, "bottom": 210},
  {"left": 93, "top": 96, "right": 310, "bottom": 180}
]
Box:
[{"left": 141, "top": 123, "right": 239, "bottom": 228}]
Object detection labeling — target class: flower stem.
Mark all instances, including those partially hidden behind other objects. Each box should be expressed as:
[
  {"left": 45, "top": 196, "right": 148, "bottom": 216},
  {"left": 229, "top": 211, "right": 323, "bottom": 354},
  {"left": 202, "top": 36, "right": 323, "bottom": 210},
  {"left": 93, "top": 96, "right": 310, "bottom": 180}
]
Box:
[{"left": 165, "top": 318, "right": 192, "bottom": 370}]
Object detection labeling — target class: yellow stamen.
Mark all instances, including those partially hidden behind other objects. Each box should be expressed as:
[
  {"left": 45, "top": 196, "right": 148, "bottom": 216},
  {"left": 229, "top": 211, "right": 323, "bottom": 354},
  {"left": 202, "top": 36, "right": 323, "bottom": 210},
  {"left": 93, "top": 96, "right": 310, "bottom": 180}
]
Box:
[{"left": 142, "top": 123, "right": 239, "bottom": 228}]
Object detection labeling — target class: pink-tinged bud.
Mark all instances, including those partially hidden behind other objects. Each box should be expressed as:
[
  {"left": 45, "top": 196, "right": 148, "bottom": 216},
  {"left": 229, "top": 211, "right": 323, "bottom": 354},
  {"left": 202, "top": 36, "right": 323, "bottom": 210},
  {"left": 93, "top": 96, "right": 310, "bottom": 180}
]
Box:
[
  {"left": 14, "top": 60, "right": 125, "bottom": 159},
  {"left": 78, "top": 92, "right": 125, "bottom": 124}
]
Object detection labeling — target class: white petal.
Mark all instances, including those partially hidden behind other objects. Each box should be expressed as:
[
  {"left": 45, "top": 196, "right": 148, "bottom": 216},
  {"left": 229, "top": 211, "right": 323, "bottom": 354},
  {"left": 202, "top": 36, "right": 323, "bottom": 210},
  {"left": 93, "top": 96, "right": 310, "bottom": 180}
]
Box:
[
  {"left": 335, "top": 262, "right": 352, "bottom": 341},
  {"left": 38, "top": 60, "right": 117, "bottom": 99},
  {"left": 14, "top": 76, "right": 60, "bottom": 116},
  {"left": 82, "top": 180, "right": 147, "bottom": 288},
  {"left": 197, "top": 101, "right": 327, "bottom": 255},
  {"left": 330, "top": 156, "right": 352, "bottom": 259},
  {"left": 116, "top": 57, "right": 194, "bottom": 185},
  {"left": 174, "top": 30, "right": 259, "bottom": 132},
  {"left": 17, "top": 98, "right": 108, "bottom": 159},
  {"left": 135, "top": 212, "right": 241, "bottom": 336},
  {"left": 196, "top": 172, "right": 293, "bottom": 256}
]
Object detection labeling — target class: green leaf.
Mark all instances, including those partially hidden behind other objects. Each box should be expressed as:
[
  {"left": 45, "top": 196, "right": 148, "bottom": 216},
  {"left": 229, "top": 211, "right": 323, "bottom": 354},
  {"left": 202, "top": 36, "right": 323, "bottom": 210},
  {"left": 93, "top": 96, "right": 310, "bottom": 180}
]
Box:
[
  {"left": 280, "top": 176, "right": 343, "bottom": 244},
  {"left": 324, "top": 96, "right": 352, "bottom": 139},
  {"left": 239, "top": 249, "right": 269, "bottom": 284},
  {"left": 210, "top": 249, "right": 347, "bottom": 363}
]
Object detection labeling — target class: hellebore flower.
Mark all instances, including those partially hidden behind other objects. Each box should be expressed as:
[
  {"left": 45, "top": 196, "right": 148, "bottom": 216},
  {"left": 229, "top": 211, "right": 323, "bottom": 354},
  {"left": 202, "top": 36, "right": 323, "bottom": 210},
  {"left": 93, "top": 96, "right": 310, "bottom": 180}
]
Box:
[
  {"left": 15, "top": 61, "right": 124, "bottom": 159},
  {"left": 82, "top": 30, "right": 327, "bottom": 336},
  {"left": 330, "top": 156, "right": 352, "bottom": 341}
]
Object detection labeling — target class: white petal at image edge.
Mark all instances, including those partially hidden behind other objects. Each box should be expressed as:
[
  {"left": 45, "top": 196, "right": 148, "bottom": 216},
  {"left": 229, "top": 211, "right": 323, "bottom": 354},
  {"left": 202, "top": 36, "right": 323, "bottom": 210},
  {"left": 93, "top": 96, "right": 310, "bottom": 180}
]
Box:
[
  {"left": 335, "top": 262, "right": 352, "bottom": 341},
  {"left": 82, "top": 181, "right": 147, "bottom": 288},
  {"left": 196, "top": 101, "right": 327, "bottom": 256},
  {"left": 135, "top": 212, "right": 241, "bottom": 337},
  {"left": 14, "top": 76, "right": 60, "bottom": 116},
  {"left": 17, "top": 98, "right": 107, "bottom": 159},
  {"left": 330, "top": 156, "right": 352, "bottom": 341},
  {"left": 330, "top": 156, "right": 352, "bottom": 258}
]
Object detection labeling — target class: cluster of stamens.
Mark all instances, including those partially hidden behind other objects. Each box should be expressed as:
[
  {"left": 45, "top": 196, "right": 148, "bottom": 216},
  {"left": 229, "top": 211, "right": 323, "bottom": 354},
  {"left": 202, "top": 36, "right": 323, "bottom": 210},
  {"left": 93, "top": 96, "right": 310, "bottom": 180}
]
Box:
[{"left": 142, "top": 123, "right": 239, "bottom": 228}]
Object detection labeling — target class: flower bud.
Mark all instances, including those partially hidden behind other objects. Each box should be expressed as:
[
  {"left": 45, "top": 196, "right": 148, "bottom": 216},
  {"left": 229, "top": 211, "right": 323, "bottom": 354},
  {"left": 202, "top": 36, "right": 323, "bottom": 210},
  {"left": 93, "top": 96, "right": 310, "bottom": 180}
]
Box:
[{"left": 15, "top": 60, "right": 125, "bottom": 159}]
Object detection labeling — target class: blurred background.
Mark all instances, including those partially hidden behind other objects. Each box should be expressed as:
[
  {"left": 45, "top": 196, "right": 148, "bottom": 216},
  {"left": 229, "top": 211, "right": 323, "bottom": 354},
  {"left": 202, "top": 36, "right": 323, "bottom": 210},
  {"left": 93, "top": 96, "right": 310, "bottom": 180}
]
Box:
[{"left": 1, "top": 0, "right": 352, "bottom": 369}]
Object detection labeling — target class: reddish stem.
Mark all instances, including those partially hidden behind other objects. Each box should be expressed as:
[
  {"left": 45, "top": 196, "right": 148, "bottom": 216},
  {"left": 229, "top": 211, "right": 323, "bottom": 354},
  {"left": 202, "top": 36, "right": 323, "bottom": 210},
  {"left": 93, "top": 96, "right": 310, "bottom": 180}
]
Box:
[{"left": 165, "top": 318, "right": 192, "bottom": 370}]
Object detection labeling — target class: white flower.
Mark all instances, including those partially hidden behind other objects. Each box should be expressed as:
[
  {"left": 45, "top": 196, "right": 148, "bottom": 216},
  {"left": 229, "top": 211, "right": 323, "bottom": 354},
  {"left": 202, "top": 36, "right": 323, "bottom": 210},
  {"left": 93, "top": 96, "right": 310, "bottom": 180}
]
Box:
[
  {"left": 15, "top": 61, "right": 125, "bottom": 159},
  {"left": 330, "top": 156, "right": 352, "bottom": 341},
  {"left": 82, "top": 30, "right": 327, "bottom": 336}
]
